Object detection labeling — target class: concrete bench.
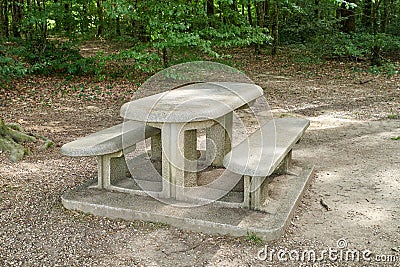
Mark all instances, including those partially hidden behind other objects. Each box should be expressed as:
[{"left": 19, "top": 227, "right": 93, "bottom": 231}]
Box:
[
  {"left": 223, "top": 117, "right": 310, "bottom": 210},
  {"left": 61, "top": 121, "right": 161, "bottom": 189}
]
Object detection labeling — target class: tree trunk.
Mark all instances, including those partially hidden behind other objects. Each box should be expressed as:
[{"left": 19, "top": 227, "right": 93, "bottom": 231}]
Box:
[
  {"left": 25, "top": 0, "right": 33, "bottom": 40},
  {"left": 0, "top": 0, "right": 9, "bottom": 38},
  {"left": 314, "top": 0, "right": 320, "bottom": 20},
  {"left": 206, "top": 0, "right": 214, "bottom": 16},
  {"left": 256, "top": 1, "right": 265, "bottom": 28},
  {"left": 255, "top": 1, "right": 266, "bottom": 54},
  {"left": 37, "top": 0, "right": 47, "bottom": 41},
  {"left": 97, "top": 0, "right": 104, "bottom": 37},
  {"left": 162, "top": 47, "right": 168, "bottom": 68},
  {"left": 247, "top": 4, "right": 253, "bottom": 26},
  {"left": 116, "top": 16, "right": 121, "bottom": 36},
  {"left": 340, "top": 1, "right": 356, "bottom": 33},
  {"left": 362, "top": 0, "right": 372, "bottom": 29},
  {"left": 380, "top": 0, "right": 389, "bottom": 33},
  {"left": 231, "top": 0, "right": 237, "bottom": 12},
  {"left": 64, "top": 2, "right": 71, "bottom": 34},
  {"left": 271, "top": 1, "right": 278, "bottom": 56},
  {"left": 371, "top": 0, "right": 382, "bottom": 66},
  {"left": 11, "top": 0, "right": 23, "bottom": 38},
  {"left": 264, "top": 0, "right": 270, "bottom": 28},
  {"left": 81, "top": 2, "right": 89, "bottom": 33}
]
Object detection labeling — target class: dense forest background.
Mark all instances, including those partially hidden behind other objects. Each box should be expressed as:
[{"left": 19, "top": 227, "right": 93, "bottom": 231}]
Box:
[{"left": 1, "top": 0, "right": 400, "bottom": 86}]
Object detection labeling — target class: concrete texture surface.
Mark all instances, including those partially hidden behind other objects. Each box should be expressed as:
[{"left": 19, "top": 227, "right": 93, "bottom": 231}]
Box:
[
  {"left": 62, "top": 162, "right": 313, "bottom": 241},
  {"left": 61, "top": 121, "right": 159, "bottom": 157},
  {"left": 223, "top": 117, "right": 310, "bottom": 177},
  {"left": 120, "top": 82, "right": 263, "bottom": 123}
]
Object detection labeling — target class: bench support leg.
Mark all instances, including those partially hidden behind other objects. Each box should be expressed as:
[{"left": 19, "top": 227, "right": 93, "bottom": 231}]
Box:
[
  {"left": 276, "top": 149, "right": 292, "bottom": 175},
  {"left": 206, "top": 112, "right": 233, "bottom": 167},
  {"left": 150, "top": 133, "right": 162, "bottom": 161},
  {"left": 92, "top": 151, "right": 129, "bottom": 189},
  {"left": 248, "top": 175, "right": 269, "bottom": 210},
  {"left": 243, "top": 175, "right": 251, "bottom": 208}
]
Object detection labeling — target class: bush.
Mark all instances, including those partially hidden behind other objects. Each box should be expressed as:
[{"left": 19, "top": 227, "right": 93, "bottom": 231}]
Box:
[
  {"left": 310, "top": 32, "right": 400, "bottom": 62},
  {"left": 20, "top": 39, "right": 98, "bottom": 75},
  {"left": 0, "top": 44, "right": 28, "bottom": 87},
  {"left": 0, "top": 55, "right": 27, "bottom": 81}
]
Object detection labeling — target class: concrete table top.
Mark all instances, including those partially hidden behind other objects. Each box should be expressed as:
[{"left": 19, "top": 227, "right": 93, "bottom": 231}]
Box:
[
  {"left": 120, "top": 82, "right": 264, "bottom": 201},
  {"left": 120, "top": 82, "right": 263, "bottom": 123}
]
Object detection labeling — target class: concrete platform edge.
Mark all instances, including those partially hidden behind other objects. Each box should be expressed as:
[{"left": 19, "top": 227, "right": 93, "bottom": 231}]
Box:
[{"left": 61, "top": 164, "right": 314, "bottom": 241}]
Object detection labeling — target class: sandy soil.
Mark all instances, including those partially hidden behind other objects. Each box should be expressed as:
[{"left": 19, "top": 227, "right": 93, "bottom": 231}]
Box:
[{"left": 1, "top": 54, "right": 400, "bottom": 266}]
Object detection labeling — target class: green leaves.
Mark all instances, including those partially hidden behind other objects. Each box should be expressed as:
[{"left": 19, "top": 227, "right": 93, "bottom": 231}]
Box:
[
  {"left": 334, "top": 0, "right": 358, "bottom": 9},
  {"left": 200, "top": 25, "right": 270, "bottom": 47}
]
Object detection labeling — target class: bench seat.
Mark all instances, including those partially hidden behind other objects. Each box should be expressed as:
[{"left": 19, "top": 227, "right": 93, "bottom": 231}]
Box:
[
  {"left": 61, "top": 121, "right": 160, "bottom": 189},
  {"left": 223, "top": 117, "right": 310, "bottom": 210}
]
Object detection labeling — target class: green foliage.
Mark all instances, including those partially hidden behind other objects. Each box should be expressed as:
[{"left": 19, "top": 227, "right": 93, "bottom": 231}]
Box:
[
  {"left": 387, "top": 111, "right": 399, "bottom": 119},
  {"left": 98, "top": 46, "right": 161, "bottom": 78},
  {"left": 333, "top": 0, "right": 357, "bottom": 9},
  {"left": 279, "top": 0, "right": 339, "bottom": 45},
  {"left": 22, "top": 40, "right": 98, "bottom": 75},
  {"left": 310, "top": 32, "right": 359, "bottom": 60},
  {"left": 2, "top": 39, "right": 97, "bottom": 76},
  {"left": 0, "top": 39, "right": 101, "bottom": 84},
  {"left": 246, "top": 231, "right": 263, "bottom": 245},
  {"left": 366, "top": 61, "right": 399, "bottom": 77},
  {"left": 201, "top": 25, "right": 271, "bottom": 48},
  {"left": 391, "top": 136, "right": 400, "bottom": 140},
  {"left": 286, "top": 44, "right": 323, "bottom": 64},
  {"left": 0, "top": 52, "right": 28, "bottom": 87},
  {"left": 309, "top": 32, "right": 400, "bottom": 62}
]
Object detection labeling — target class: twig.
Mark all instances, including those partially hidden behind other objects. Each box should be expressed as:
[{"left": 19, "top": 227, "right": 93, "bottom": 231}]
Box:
[
  {"left": 320, "top": 199, "right": 331, "bottom": 211},
  {"left": 358, "top": 79, "right": 374, "bottom": 85}
]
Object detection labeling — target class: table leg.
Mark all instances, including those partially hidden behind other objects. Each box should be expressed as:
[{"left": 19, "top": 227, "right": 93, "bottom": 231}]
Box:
[
  {"left": 92, "top": 151, "right": 128, "bottom": 189},
  {"left": 150, "top": 132, "right": 162, "bottom": 161},
  {"left": 206, "top": 112, "right": 233, "bottom": 167},
  {"left": 161, "top": 124, "right": 198, "bottom": 200}
]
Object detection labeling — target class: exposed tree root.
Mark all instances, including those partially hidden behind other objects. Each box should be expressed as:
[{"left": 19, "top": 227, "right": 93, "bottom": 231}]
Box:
[{"left": 0, "top": 118, "right": 54, "bottom": 162}]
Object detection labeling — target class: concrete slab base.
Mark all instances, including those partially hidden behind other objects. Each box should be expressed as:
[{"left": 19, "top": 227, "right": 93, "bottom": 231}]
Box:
[{"left": 61, "top": 163, "right": 314, "bottom": 241}]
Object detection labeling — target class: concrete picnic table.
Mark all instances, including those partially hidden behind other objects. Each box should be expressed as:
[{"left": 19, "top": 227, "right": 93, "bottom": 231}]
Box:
[{"left": 120, "top": 82, "right": 263, "bottom": 201}]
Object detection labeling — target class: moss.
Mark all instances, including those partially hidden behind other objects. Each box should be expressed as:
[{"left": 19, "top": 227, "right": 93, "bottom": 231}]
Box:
[
  {"left": 0, "top": 118, "right": 33, "bottom": 161},
  {"left": 0, "top": 135, "right": 27, "bottom": 162}
]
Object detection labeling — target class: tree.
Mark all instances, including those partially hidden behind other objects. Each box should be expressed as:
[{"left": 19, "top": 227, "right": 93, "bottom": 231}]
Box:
[
  {"left": 340, "top": 0, "right": 356, "bottom": 33},
  {"left": 11, "top": 0, "right": 24, "bottom": 37},
  {"left": 207, "top": 0, "right": 215, "bottom": 15},
  {"left": 271, "top": 0, "right": 278, "bottom": 55},
  {"left": 96, "top": 0, "right": 104, "bottom": 36},
  {"left": 0, "top": 0, "right": 10, "bottom": 38}
]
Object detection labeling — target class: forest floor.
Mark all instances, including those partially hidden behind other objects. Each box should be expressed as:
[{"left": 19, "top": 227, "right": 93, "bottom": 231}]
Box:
[{"left": 1, "top": 47, "right": 400, "bottom": 266}]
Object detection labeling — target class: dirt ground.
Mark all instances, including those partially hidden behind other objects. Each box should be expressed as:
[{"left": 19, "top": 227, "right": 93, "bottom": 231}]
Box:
[{"left": 1, "top": 50, "right": 400, "bottom": 266}]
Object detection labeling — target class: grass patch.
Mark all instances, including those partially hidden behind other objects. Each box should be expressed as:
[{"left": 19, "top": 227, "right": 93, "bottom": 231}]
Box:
[{"left": 246, "top": 231, "right": 263, "bottom": 245}]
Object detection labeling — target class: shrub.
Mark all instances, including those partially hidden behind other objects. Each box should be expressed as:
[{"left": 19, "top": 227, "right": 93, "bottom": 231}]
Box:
[
  {"left": 310, "top": 32, "right": 400, "bottom": 63},
  {"left": 20, "top": 39, "right": 98, "bottom": 75}
]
